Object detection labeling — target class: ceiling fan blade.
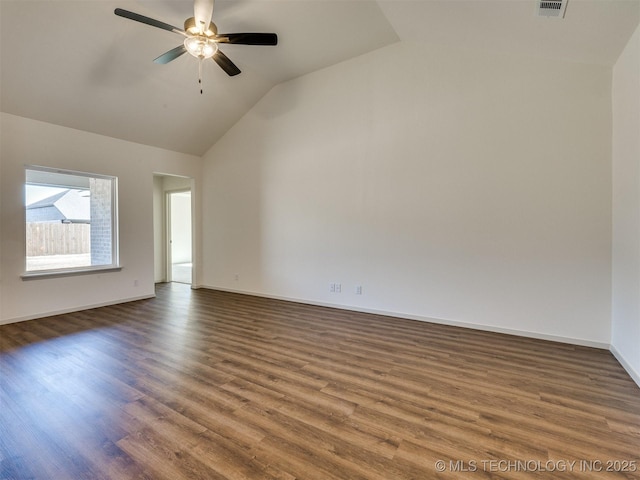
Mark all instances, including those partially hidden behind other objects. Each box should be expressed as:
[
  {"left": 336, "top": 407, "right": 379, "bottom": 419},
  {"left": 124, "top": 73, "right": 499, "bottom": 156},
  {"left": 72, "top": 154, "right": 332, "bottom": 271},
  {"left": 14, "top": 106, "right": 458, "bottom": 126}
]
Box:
[
  {"left": 215, "top": 33, "right": 278, "bottom": 46},
  {"left": 193, "top": 0, "right": 214, "bottom": 34},
  {"left": 114, "top": 8, "right": 186, "bottom": 36},
  {"left": 212, "top": 50, "right": 241, "bottom": 76},
  {"left": 154, "top": 45, "right": 188, "bottom": 64}
]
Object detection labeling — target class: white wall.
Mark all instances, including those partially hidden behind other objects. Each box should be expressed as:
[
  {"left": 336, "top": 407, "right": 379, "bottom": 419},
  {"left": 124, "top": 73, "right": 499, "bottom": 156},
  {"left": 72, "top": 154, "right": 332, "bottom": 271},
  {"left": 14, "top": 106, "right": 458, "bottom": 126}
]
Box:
[
  {"left": 0, "top": 113, "right": 201, "bottom": 324},
  {"left": 153, "top": 175, "right": 166, "bottom": 283},
  {"left": 201, "top": 42, "right": 613, "bottom": 347},
  {"left": 611, "top": 24, "right": 640, "bottom": 385}
]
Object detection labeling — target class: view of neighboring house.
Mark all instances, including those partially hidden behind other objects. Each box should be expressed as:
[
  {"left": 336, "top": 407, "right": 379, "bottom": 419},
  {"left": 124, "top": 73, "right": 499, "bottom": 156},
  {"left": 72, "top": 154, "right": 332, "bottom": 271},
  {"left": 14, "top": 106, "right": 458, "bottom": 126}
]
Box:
[
  {"left": 26, "top": 189, "right": 90, "bottom": 224},
  {"left": 25, "top": 189, "right": 91, "bottom": 270}
]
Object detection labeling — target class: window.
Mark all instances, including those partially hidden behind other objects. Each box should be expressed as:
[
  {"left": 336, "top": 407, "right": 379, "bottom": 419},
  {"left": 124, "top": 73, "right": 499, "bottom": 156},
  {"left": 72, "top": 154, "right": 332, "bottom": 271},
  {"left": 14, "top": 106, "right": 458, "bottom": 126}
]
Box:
[{"left": 24, "top": 166, "right": 119, "bottom": 276}]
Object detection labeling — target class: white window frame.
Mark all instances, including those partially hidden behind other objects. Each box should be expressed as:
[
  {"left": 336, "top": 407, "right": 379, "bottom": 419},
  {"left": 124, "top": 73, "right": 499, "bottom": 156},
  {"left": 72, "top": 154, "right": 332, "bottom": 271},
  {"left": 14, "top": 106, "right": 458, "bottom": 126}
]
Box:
[{"left": 22, "top": 165, "right": 121, "bottom": 279}]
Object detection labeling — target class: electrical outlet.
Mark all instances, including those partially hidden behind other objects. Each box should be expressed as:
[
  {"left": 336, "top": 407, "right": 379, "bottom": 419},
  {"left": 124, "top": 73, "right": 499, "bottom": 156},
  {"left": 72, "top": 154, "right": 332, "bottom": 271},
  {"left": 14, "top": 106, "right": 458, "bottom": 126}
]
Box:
[
  {"left": 355, "top": 285, "right": 362, "bottom": 295},
  {"left": 329, "top": 283, "right": 336, "bottom": 293},
  {"left": 335, "top": 283, "right": 341, "bottom": 293},
  {"left": 234, "top": 274, "right": 240, "bottom": 281}
]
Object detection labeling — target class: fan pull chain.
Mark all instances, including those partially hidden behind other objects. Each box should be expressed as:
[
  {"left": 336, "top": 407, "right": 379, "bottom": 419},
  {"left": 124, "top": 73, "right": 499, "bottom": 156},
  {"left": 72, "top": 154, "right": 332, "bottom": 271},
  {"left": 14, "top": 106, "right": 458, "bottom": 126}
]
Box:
[{"left": 198, "top": 57, "right": 204, "bottom": 94}]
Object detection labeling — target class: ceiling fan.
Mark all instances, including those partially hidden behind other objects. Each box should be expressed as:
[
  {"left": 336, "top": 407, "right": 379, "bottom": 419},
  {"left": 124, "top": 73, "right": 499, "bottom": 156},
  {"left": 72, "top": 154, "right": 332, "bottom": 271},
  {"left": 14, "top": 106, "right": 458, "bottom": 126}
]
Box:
[{"left": 115, "top": 0, "right": 277, "bottom": 92}]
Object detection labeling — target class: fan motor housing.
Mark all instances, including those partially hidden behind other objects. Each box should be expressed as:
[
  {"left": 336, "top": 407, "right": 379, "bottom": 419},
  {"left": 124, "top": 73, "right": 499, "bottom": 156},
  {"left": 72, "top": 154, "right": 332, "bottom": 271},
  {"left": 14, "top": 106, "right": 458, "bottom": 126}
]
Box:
[{"left": 184, "top": 17, "right": 217, "bottom": 36}]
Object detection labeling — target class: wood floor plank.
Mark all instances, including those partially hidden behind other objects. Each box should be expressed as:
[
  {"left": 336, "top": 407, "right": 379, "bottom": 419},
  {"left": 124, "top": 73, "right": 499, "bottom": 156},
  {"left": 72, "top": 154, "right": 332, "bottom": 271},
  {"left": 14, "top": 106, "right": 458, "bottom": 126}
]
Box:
[{"left": 2, "top": 283, "right": 639, "bottom": 479}]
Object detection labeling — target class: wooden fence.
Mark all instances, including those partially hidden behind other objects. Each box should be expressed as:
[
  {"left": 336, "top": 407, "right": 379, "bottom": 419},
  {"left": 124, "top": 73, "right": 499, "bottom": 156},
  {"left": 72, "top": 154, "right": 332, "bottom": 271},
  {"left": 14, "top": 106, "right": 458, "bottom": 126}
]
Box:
[{"left": 26, "top": 222, "right": 90, "bottom": 256}]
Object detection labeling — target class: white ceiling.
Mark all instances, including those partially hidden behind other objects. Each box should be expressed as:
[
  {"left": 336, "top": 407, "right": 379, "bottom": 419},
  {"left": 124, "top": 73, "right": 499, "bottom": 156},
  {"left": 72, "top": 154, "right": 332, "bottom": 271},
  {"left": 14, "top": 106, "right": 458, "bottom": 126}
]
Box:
[{"left": 1, "top": 0, "right": 638, "bottom": 156}]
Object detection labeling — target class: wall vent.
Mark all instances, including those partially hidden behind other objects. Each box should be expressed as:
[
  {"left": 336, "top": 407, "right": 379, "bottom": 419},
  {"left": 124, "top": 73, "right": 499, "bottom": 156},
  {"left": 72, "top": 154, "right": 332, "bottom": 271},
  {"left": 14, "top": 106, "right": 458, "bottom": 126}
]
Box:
[{"left": 536, "top": 0, "right": 567, "bottom": 18}]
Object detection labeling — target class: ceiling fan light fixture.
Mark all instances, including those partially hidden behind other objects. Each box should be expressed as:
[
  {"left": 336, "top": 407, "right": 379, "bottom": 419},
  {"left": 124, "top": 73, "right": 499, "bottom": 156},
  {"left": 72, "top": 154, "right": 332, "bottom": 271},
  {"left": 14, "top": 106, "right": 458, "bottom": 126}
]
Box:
[
  {"left": 114, "top": 6, "right": 277, "bottom": 79},
  {"left": 184, "top": 36, "right": 218, "bottom": 59}
]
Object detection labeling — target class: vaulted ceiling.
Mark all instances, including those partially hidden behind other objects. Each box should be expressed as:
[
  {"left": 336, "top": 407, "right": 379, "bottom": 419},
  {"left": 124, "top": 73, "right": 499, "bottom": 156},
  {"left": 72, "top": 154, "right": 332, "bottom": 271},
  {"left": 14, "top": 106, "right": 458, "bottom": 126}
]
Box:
[{"left": 1, "top": 0, "right": 638, "bottom": 156}]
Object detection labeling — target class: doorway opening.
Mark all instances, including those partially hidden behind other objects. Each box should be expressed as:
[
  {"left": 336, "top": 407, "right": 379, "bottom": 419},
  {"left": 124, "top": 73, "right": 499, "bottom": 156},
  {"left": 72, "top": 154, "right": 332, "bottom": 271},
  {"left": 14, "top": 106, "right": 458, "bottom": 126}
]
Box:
[
  {"left": 153, "top": 174, "right": 193, "bottom": 285},
  {"left": 168, "top": 190, "right": 192, "bottom": 284}
]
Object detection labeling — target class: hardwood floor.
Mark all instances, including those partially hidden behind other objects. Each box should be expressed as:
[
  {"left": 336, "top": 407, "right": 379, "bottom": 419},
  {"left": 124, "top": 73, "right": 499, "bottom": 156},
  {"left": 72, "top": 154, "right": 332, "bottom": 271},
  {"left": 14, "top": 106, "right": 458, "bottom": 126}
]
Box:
[{"left": 1, "top": 283, "right": 639, "bottom": 479}]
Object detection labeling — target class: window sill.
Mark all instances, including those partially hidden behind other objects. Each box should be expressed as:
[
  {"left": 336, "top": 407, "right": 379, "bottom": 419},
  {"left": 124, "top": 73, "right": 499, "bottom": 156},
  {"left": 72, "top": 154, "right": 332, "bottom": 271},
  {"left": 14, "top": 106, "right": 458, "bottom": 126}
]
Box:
[{"left": 21, "top": 265, "right": 122, "bottom": 281}]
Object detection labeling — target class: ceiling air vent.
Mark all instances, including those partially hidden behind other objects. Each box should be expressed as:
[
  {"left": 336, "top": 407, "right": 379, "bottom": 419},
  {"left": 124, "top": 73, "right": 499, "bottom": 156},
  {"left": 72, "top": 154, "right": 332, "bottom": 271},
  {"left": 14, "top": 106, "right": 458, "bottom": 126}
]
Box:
[{"left": 536, "top": 0, "right": 567, "bottom": 18}]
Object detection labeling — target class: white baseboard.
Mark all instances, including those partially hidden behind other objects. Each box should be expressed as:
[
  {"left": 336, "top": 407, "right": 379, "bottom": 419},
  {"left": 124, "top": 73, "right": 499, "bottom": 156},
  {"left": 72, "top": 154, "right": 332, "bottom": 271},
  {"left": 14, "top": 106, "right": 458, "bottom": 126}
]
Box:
[
  {"left": 0, "top": 294, "right": 156, "bottom": 325},
  {"left": 610, "top": 344, "right": 640, "bottom": 389},
  {"left": 200, "top": 285, "right": 610, "bottom": 350}
]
